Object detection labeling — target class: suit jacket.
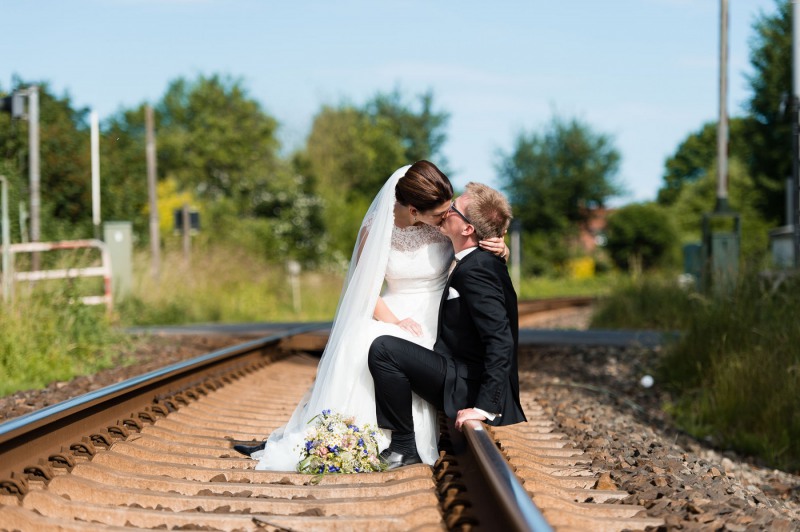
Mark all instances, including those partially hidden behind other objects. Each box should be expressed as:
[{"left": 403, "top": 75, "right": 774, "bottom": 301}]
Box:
[{"left": 434, "top": 248, "right": 526, "bottom": 426}]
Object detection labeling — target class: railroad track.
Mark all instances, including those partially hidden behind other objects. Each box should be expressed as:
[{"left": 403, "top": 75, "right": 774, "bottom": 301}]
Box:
[{"left": 0, "top": 302, "right": 664, "bottom": 531}]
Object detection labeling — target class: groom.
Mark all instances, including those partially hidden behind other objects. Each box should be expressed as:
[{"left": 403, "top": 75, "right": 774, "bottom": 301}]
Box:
[{"left": 368, "top": 182, "right": 526, "bottom": 469}]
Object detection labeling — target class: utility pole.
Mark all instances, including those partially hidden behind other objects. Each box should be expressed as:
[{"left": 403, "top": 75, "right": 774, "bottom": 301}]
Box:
[
  {"left": 1, "top": 176, "right": 10, "bottom": 302},
  {"left": 702, "top": 0, "right": 740, "bottom": 293},
  {"left": 182, "top": 203, "right": 191, "bottom": 265},
  {"left": 27, "top": 86, "right": 41, "bottom": 271},
  {"left": 793, "top": 1, "right": 800, "bottom": 267},
  {"left": 145, "top": 105, "right": 160, "bottom": 279},
  {"left": 90, "top": 110, "right": 101, "bottom": 240},
  {"left": 717, "top": 0, "right": 729, "bottom": 212}
]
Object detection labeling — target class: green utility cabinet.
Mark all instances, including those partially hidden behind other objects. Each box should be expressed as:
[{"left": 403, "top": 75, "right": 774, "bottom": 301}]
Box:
[
  {"left": 103, "top": 221, "right": 133, "bottom": 299},
  {"left": 701, "top": 212, "right": 740, "bottom": 294}
]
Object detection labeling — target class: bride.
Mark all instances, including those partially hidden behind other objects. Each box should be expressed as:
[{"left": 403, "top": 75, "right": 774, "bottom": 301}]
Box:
[{"left": 250, "top": 161, "right": 508, "bottom": 470}]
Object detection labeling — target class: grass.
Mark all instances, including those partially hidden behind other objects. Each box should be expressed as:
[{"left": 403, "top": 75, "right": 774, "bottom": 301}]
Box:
[
  {"left": 590, "top": 273, "right": 698, "bottom": 330},
  {"left": 591, "top": 271, "right": 800, "bottom": 472},
  {"left": 517, "top": 272, "right": 617, "bottom": 300},
  {"left": 0, "top": 245, "right": 344, "bottom": 397},
  {"left": 0, "top": 283, "right": 129, "bottom": 397},
  {"left": 117, "top": 246, "right": 343, "bottom": 325}
]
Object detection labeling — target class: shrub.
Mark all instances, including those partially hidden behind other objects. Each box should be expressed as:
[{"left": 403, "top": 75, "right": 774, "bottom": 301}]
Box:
[{"left": 605, "top": 203, "right": 679, "bottom": 272}]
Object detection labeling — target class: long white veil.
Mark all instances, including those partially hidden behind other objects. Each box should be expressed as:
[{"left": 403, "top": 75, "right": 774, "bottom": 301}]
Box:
[{"left": 255, "top": 165, "right": 410, "bottom": 470}]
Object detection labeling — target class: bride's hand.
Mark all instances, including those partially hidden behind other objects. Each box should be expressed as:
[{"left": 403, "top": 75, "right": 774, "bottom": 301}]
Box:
[
  {"left": 396, "top": 317, "right": 423, "bottom": 337},
  {"left": 479, "top": 236, "right": 509, "bottom": 262}
]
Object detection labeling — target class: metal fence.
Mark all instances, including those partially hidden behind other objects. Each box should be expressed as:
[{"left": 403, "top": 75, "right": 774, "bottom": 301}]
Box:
[{"left": 1, "top": 239, "right": 113, "bottom": 311}]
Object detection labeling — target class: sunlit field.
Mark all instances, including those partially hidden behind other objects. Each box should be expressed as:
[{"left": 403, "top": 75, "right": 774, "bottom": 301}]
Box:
[
  {"left": 517, "top": 273, "right": 617, "bottom": 300},
  {"left": 118, "top": 247, "right": 345, "bottom": 325}
]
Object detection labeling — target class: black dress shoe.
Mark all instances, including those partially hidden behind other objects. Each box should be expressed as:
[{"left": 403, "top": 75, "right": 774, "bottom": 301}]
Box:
[
  {"left": 379, "top": 448, "right": 422, "bottom": 470},
  {"left": 233, "top": 441, "right": 266, "bottom": 457}
]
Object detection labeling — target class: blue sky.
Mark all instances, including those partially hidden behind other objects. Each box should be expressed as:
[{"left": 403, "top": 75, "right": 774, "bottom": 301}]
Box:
[{"left": 0, "top": 0, "right": 780, "bottom": 205}]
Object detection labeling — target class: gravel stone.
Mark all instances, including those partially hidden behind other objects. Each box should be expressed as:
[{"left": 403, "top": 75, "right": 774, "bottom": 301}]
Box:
[{"left": 517, "top": 344, "right": 800, "bottom": 530}]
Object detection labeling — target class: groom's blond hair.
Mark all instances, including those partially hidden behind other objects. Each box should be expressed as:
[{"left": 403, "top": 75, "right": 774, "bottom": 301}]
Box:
[{"left": 463, "top": 182, "right": 512, "bottom": 240}]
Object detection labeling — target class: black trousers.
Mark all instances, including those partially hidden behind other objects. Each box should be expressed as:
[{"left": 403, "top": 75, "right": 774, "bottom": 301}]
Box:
[{"left": 368, "top": 335, "right": 448, "bottom": 435}]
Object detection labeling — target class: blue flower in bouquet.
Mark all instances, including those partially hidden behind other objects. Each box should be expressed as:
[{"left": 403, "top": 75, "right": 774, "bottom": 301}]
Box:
[{"left": 295, "top": 410, "right": 385, "bottom": 475}]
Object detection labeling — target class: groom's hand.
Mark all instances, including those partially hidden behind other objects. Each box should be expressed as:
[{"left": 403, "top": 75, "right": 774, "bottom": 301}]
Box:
[{"left": 454, "top": 408, "right": 487, "bottom": 431}]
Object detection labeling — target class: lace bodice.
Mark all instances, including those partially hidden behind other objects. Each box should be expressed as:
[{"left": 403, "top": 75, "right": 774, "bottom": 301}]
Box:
[
  {"left": 391, "top": 223, "right": 449, "bottom": 252},
  {"left": 384, "top": 224, "right": 453, "bottom": 295}
]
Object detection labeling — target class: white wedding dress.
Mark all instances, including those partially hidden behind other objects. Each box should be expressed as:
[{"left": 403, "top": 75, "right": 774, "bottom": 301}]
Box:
[{"left": 254, "top": 166, "right": 453, "bottom": 470}]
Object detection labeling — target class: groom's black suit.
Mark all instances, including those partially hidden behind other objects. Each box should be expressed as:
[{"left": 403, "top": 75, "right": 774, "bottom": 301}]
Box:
[{"left": 368, "top": 247, "right": 526, "bottom": 440}]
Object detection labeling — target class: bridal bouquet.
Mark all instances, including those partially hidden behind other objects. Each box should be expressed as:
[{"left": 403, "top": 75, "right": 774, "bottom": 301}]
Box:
[{"left": 296, "top": 410, "right": 385, "bottom": 474}]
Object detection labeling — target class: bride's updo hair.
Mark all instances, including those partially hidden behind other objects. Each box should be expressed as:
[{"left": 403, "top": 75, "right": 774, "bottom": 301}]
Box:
[{"left": 396, "top": 160, "right": 453, "bottom": 211}]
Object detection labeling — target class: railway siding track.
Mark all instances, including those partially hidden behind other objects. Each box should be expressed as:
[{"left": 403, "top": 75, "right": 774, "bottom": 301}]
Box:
[{"left": 0, "top": 303, "right": 666, "bottom": 531}]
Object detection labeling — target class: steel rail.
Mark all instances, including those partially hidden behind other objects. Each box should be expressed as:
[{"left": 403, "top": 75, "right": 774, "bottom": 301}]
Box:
[
  {"left": 0, "top": 323, "right": 324, "bottom": 493},
  {"left": 463, "top": 419, "right": 553, "bottom": 532},
  {"left": 516, "top": 295, "right": 595, "bottom": 313}
]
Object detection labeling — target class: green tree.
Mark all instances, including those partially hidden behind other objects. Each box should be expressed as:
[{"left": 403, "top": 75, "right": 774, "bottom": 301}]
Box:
[
  {"left": 156, "top": 74, "right": 280, "bottom": 205},
  {"left": 0, "top": 79, "right": 93, "bottom": 241},
  {"left": 304, "top": 104, "right": 406, "bottom": 260},
  {"left": 101, "top": 74, "right": 323, "bottom": 262},
  {"left": 496, "top": 115, "right": 622, "bottom": 273},
  {"left": 302, "top": 89, "right": 451, "bottom": 260},
  {"left": 605, "top": 203, "right": 678, "bottom": 272},
  {"left": 101, "top": 106, "right": 149, "bottom": 236},
  {"left": 497, "top": 115, "right": 622, "bottom": 234},
  {"left": 743, "top": 0, "right": 791, "bottom": 222},
  {"left": 365, "top": 89, "right": 450, "bottom": 167},
  {"left": 306, "top": 105, "right": 405, "bottom": 202},
  {"left": 668, "top": 158, "right": 771, "bottom": 261},
  {"left": 658, "top": 118, "right": 749, "bottom": 206}
]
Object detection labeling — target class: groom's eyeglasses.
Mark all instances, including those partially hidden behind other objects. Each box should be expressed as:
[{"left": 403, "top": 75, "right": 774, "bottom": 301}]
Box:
[{"left": 449, "top": 201, "right": 473, "bottom": 225}]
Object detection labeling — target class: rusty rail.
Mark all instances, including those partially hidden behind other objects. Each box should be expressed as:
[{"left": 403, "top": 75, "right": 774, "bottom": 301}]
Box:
[
  {"left": 0, "top": 323, "right": 322, "bottom": 495},
  {"left": 463, "top": 419, "right": 552, "bottom": 531}
]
